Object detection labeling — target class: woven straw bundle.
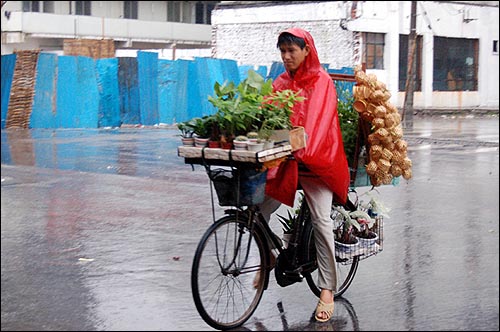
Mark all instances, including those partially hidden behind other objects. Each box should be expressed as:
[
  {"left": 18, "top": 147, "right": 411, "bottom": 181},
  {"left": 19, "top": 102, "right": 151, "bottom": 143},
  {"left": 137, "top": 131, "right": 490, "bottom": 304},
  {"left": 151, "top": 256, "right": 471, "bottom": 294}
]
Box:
[{"left": 352, "top": 66, "right": 413, "bottom": 185}]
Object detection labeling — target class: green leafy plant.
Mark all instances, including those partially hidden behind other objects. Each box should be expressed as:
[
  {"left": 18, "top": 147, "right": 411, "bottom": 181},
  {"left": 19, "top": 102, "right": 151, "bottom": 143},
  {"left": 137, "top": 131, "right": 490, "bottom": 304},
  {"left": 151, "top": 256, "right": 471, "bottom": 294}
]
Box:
[
  {"left": 207, "top": 70, "right": 305, "bottom": 143},
  {"left": 190, "top": 116, "right": 212, "bottom": 138},
  {"left": 336, "top": 85, "right": 358, "bottom": 167},
  {"left": 177, "top": 121, "right": 195, "bottom": 138},
  {"left": 276, "top": 192, "right": 304, "bottom": 234},
  {"left": 333, "top": 205, "right": 361, "bottom": 244},
  {"left": 258, "top": 89, "right": 305, "bottom": 140}
]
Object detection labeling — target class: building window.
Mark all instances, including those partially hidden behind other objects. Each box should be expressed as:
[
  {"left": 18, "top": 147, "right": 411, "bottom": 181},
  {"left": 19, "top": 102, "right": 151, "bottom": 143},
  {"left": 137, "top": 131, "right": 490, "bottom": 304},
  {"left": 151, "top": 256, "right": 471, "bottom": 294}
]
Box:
[
  {"left": 124, "top": 1, "right": 138, "bottom": 19},
  {"left": 433, "top": 37, "right": 478, "bottom": 91},
  {"left": 75, "top": 1, "right": 91, "bottom": 16},
  {"left": 167, "top": 1, "right": 181, "bottom": 22},
  {"left": 399, "top": 35, "right": 422, "bottom": 92},
  {"left": 22, "top": 1, "right": 40, "bottom": 12},
  {"left": 363, "top": 32, "right": 385, "bottom": 69},
  {"left": 196, "top": 1, "right": 218, "bottom": 24},
  {"left": 43, "top": 1, "right": 54, "bottom": 13}
]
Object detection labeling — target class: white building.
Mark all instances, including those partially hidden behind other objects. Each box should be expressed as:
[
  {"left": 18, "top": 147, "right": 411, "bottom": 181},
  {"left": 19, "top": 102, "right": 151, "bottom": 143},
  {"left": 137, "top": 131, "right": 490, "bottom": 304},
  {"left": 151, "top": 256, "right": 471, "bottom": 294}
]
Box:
[
  {"left": 1, "top": 1, "right": 218, "bottom": 59},
  {"left": 212, "top": 1, "right": 499, "bottom": 110}
]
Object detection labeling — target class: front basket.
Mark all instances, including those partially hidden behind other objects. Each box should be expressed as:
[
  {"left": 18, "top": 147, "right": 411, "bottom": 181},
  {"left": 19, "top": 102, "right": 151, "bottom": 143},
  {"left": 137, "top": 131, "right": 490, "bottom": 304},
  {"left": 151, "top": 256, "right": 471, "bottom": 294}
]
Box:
[{"left": 208, "top": 168, "right": 268, "bottom": 207}]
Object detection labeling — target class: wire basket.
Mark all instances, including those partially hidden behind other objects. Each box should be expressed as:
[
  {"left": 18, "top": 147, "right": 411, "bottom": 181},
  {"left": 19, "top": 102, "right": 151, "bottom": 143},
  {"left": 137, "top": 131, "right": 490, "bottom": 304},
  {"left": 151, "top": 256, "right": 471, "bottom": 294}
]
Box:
[
  {"left": 335, "top": 215, "right": 384, "bottom": 265},
  {"left": 208, "top": 167, "right": 268, "bottom": 207}
]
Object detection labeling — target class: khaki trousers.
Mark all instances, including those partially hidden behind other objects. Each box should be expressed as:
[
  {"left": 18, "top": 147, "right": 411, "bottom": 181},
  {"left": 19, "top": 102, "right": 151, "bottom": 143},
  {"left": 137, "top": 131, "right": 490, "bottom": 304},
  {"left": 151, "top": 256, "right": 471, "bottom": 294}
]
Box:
[{"left": 259, "top": 175, "right": 337, "bottom": 292}]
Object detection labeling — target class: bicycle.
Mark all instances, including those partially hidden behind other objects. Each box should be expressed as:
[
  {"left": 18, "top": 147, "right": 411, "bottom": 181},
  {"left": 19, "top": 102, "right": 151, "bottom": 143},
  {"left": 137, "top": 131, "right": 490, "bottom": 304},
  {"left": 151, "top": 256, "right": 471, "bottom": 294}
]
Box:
[{"left": 183, "top": 150, "right": 382, "bottom": 330}]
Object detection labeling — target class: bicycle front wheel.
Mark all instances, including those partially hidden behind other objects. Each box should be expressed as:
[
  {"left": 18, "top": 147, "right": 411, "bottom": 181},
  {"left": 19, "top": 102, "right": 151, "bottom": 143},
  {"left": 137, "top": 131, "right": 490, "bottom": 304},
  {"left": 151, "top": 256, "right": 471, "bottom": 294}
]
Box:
[
  {"left": 191, "top": 214, "right": 267, "bottom": 330},
  {"left": 302, "top": 211, "right": 359, "bottom": 298}
]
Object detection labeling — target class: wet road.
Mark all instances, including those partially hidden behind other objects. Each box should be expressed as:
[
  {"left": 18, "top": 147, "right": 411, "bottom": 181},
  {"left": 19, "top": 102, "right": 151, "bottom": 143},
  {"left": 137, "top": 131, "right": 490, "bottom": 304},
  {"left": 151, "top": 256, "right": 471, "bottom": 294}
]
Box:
[{"left": 1, "top": 115, "right": 499, "bottom": 331}]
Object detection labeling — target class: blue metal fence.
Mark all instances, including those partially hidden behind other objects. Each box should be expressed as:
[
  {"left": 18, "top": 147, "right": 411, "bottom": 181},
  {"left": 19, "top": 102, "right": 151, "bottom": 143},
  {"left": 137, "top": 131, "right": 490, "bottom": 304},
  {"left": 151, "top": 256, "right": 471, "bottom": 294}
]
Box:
[{"left": 1, "top": 53, "right": 353, "bottom": 129}]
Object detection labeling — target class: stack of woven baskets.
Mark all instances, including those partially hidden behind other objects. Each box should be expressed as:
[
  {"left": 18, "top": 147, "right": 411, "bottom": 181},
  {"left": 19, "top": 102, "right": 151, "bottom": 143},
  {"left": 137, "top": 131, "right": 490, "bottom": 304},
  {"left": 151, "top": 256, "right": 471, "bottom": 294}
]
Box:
[{"left": 352, "top": 66, "right": 413, "bottom": 186}]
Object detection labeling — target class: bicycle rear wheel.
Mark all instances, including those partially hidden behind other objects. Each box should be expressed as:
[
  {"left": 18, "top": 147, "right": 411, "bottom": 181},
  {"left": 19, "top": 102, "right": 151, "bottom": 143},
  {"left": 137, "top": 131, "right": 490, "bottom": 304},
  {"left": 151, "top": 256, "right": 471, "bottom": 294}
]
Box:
[
  {"left": 301, "top": 206, "right": 359, "bottom": 298},
  {"left": 191, "top": 214, "right": 267, "bottom": 330}
]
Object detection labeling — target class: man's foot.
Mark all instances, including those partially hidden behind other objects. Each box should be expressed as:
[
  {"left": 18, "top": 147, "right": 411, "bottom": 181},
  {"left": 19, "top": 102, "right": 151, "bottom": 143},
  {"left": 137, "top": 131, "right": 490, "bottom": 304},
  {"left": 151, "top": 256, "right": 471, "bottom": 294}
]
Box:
[{"left": 315, "top": 289, "right": 334, "bottom": 322}]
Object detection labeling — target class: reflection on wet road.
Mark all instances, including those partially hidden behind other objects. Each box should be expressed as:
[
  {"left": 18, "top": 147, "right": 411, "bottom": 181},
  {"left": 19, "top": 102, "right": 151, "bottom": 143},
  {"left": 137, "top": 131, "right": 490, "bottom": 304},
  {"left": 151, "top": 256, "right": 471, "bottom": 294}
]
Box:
[{"left": 1, "top": 117, "right": 499, "bottom": 331}]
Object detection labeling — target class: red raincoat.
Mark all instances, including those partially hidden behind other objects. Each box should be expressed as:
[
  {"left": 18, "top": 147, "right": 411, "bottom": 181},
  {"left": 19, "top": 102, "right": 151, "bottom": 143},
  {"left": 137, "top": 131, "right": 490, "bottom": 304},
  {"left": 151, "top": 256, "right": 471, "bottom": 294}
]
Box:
[{"left": 265, "top": 28, "right": 350, "bottom": 206}]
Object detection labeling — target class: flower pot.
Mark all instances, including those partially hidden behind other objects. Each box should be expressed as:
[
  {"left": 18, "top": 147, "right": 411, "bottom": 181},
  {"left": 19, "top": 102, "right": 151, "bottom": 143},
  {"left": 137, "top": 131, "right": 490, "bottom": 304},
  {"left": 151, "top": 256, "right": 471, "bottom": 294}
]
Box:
[
  {"left": 263, "top": 140, "right": 275, "bottom": 150},
  {"left": 247, "top": 142, "right": 264, "bottom": 152},
  {"left": 335, "top": 237, "right": 360, "bottom": 260},
  {"left": 233, "top": 140, "right": 248, "bottom": 150},
  {"left": 195, "top": 137, "right": 209, "bottom": 148},
  {"left": 181, "top": 137, "right": 195, "bottom": 146},
  {"left": 208, "top": 140, "right": 221, "bottom": 148},
  {"left": 220, "top": 141, "right": 233, "bottom": 150},
  {"left": 355, "top": 231, "right": 379, "bottom": 254}
]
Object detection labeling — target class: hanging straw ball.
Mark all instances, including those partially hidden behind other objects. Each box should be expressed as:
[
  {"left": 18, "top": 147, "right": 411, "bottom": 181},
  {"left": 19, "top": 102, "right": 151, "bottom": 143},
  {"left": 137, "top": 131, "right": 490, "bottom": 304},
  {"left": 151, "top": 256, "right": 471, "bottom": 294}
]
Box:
[
  {"left": 402, "top": 168, "right": 413, "bottom": 180},
  {"left": 374, "top": 105, "right": 387, "bottom": 118},
  {"left": 391, "top": 150, "right": 405, "bottom": 166},
  {"left": 367, "top": 74, "right": 378, "bottom": 86},
  {"left": 375, "top": 81, "right": 387, "bottom": 91},
  {"left": 377, "top": 158, "right": 391, "bottom": 173},
  {"left": 366, "top": 160, "right": 378, "bottom": 176},
  {"left": 381, "top": 147, "right": 394, "bottom": 161},
  {"left": 390, "top": 164, "right": 403, "bottom": 177},
  {"left": 383, "top": 141, "right": 396, "bottom": 151},
  {"left": 401, "top": 157, "right": 413, "bottom": 170},
  {"left": 370, "top": 90, "right": 385, "bottom": 103},
  {"left": 368, "top": 134, "right": 381, "bottom": 146},
  {"left": 370, "top": 175, "right": 383, "bottom": 187},
  {"left": 369, "top": 144, "right": 383, "bottom": 160},
  {"left": 382, "top": 173, "right": 394, "bottom": 185},
  {"left": 395, "top": 139, "right": 408, "bottom": 152},
  {"left": 353, "top": 100, "right": 368, "bottom": 113},
  {"left": 391, "top": 125, "right": 404, "bottom": 140},
  {"left": 384, "top": 113, "right": 397, "bottom": 128},
  {"left": 374, "top": 127, "right": 390, "bottom": 141},
  {"left": 355, "top": 71, "right": 369, "bottom": 85},
  {"left": 382, "top": 90, "right": 392, "bottom": 102},
  {"left": 385, "top": 103, "right": 399, "bottom": 114},
  {"left": 372, "top": 117, "right": 386, "bottom": 128}
]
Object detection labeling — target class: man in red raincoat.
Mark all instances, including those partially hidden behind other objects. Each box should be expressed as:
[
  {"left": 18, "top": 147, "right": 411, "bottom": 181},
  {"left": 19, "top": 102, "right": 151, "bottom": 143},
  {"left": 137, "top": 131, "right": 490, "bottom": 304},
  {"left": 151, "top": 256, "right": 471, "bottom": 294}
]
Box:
[{"left": 260, "top": 28, "right": 350, "bottom": 322}]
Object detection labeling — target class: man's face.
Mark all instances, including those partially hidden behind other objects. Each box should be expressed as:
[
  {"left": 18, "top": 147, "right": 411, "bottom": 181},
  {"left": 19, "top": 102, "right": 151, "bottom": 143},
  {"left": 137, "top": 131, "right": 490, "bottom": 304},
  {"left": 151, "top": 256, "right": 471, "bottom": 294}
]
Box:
[{"left": 279, "top": 43, "right": 310, "bottom": 75}]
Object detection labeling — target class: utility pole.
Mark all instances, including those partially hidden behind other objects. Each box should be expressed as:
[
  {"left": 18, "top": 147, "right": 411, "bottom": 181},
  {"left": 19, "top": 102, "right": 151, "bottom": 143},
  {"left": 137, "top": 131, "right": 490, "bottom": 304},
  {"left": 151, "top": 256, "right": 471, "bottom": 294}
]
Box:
[{"left": 403, "top": 1, "right": 417, "bottom": 129}]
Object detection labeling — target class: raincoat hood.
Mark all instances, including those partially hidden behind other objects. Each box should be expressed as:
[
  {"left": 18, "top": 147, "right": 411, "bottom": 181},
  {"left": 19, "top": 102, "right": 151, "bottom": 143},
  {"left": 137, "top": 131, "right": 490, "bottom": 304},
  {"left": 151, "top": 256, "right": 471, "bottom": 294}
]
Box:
[
  {"left": 279, "top": 28, "right": 322, "bottom": 83},
  {"left": 265, "top": 28, "right": 350, "bottom": 206}
]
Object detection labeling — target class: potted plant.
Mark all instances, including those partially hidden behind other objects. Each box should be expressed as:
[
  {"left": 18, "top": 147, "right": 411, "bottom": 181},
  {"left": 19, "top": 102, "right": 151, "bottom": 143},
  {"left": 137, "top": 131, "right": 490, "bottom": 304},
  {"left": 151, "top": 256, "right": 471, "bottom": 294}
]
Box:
[
  {"left": 178, "top": 121, "right": 195, "bottom": 146},
  {"left": 276, "top": 193, "right": 303, "bottom": 248},
  {"left": 190, "top": 116, "right": 211, "bottom": 147},
  {"left": 350, "top": 208, "right": 379, "bottom": 252},
  {"left": 332, "top": 206, "right": 361, "bottom": 260},
  {"left": 233, "top": 135, "right": 249, "bottom": 150}
]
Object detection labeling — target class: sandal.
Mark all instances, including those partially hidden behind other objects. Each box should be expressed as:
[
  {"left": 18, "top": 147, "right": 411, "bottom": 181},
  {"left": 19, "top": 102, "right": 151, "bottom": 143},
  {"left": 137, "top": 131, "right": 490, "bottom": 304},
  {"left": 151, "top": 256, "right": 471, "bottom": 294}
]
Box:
[{"left": 315, "top": 299, "right": 334, "bottom": 322}]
